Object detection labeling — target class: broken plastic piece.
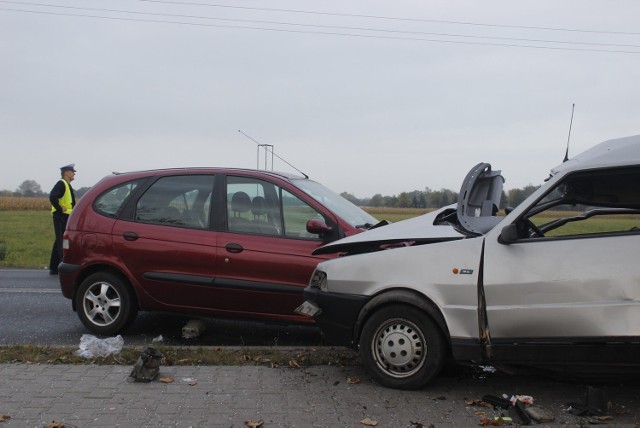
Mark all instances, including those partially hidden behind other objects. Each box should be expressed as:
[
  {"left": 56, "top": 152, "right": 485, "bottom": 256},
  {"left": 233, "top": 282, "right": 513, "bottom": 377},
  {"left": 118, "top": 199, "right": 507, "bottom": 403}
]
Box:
[
  {"left": 508, "top": 400, "right": 532, "bottom": 425},
  {"left": 524, "top": 406, "right": 554, "bottom": 423},
  {"left": 567, "top": 386, "right": 607, "bottom": 416},
  {"left": 482, "top": 394, "right": 512, "bottom": 409},
  {"left": 586, "top": 386, "right": 606, "bottom": 415}
]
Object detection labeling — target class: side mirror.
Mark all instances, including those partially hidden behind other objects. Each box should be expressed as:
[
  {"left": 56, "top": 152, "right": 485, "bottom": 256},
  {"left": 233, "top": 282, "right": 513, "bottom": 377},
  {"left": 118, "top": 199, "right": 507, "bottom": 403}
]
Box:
[
  {"left": 499, "top": 224, "right": 519, "bottom": 244},
  {"left": 307, "top": 218, "right": 332, "bottom": 235}
]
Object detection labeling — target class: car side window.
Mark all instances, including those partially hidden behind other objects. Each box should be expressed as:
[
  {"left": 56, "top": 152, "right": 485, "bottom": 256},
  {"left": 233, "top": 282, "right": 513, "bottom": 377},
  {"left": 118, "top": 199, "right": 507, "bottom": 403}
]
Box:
[
  {"left": 226, "top": 176, "right": 324, "bottom": 239},
  {"left": 94, "top": 180, "right": 141, "bottom": 217},
  {"left": 135, "top": 175, "right": 214, "bottom": 229},
  {"left": 518, "top": 167, "right": 640, "bottom": 239},
  {"left": 282, "top": 189, "right": 324, "bottom": 239}
]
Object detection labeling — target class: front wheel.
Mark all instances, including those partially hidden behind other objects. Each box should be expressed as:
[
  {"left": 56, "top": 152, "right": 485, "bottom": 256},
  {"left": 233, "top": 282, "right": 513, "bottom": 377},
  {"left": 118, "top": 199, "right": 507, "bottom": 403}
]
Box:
[
  {"left": 75, "top": 272, "right": 138, "bottom": 335},
  {"left": 359, "top": 304, "right": 446, "bottom": 390}
]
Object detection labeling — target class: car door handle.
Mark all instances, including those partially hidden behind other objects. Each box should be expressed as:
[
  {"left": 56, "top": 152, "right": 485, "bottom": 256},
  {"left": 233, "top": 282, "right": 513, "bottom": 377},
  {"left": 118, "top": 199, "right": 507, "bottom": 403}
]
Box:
[
  {"left": 123, "top": 232, "right": 139, "bottom": 241},
  {"left": 225, "top": 243, "right": 244, "bottom": 253}
]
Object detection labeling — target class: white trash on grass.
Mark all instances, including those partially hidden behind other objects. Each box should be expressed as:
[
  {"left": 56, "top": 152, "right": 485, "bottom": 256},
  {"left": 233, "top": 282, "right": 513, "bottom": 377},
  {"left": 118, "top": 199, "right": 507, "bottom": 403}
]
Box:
[{"left": 75, "top": 334, "right": 124, "bottom": 358}]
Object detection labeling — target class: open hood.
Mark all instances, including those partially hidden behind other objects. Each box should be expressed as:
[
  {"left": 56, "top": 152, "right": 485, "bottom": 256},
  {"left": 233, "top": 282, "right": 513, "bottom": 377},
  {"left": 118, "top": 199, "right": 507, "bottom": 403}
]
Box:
[
  {"left": 313, "top": 162, "right": 504, "bottom": 256},
  {"left": 456, "top": 162, "right": 504, "bottom": 235}
]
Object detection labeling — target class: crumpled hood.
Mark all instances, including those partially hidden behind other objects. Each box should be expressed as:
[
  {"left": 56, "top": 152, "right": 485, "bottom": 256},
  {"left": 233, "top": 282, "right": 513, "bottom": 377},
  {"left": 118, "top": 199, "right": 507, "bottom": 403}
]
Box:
[{"left": 314, "top": 206, "right": 464, "bottom": 255}]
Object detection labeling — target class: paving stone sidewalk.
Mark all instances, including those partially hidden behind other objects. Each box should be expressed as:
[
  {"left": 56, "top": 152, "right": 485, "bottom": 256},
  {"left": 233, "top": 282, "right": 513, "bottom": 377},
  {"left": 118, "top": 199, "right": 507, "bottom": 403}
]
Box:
[{"left": 1, "top": 363, "right": 640, "bottom": 427}]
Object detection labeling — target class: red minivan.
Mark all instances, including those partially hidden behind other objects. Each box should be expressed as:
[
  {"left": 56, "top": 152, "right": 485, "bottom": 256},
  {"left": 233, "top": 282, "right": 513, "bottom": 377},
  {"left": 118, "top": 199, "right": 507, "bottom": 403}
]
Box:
[{"left": 58, "top": 168, "right": 380, "bottom": 335}]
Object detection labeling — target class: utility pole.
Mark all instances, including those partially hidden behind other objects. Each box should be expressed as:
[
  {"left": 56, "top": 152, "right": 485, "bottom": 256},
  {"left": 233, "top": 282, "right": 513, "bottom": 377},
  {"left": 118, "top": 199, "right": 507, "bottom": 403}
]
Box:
[{"left": 257, "top": 144, "right": 274, "bottom": 170}]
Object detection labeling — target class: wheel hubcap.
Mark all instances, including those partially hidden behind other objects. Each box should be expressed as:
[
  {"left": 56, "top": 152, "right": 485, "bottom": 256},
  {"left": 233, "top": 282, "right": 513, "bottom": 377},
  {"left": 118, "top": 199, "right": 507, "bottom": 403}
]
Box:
[
  {"left": 83, "top": 282, "right": 121, "bottom": 326},
  {"left": 372, "top": 319, "right": 426, "bottom": 378}
]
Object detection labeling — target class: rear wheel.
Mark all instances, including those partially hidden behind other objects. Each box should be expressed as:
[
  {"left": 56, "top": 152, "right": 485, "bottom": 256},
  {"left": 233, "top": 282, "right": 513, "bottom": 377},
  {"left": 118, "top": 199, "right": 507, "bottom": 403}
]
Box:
[
  {"left": 359, "top": 304, "right": 446, "bottom": 390},
  {"left": 75, "top": 272, "right": 138, "bottom": 335}
]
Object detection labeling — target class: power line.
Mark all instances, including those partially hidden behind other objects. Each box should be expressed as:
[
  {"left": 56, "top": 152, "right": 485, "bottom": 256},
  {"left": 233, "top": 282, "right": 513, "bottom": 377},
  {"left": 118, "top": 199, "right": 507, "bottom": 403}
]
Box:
[
  {"left": 1, "top": 4, "right": 639, "bottom": 53},
  {"left": 137, "top": 0, "right": 640, "bottom": 36},
  {"left": 1, "top": 1, "right": 639, "bottom": 49}
]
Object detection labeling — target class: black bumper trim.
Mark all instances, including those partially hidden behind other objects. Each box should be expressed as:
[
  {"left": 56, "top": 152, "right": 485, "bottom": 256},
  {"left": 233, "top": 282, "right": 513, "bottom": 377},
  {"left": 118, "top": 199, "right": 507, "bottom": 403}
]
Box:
[
  {"left": 58, "top": 262, "right": 80, "bottom": 275},
  {"left": 302, "top": 286, "right": 370, "bottom": 348}
]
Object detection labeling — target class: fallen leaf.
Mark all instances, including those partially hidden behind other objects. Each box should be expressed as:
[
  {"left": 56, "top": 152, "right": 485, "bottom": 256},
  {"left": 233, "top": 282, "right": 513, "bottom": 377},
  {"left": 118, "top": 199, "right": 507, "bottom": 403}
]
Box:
[
  {"left": 159, "top": 377, "right": 175, "bottom": 383},
  {"left": 244, "top": 419, "right": 264, "bottom": 428},
  {"left": 409, "top": 422, "right": 424, "bottom": 427},
  {"left": 465, "top": 399, "right": 493, "bottom": 408},
  {"left": 347, "top": 377, "right": 361, "bottom": 385},
  {"left": 360, "top": 417, "right": 378, "bottom": 426},
  {"left": 289, "top": 359, "right": 301, "bottom": 369},
  {"left": 44, "top": 421, "right": 65, "bottom": 428},
  {"left": 478, "top": 416, "right": 506, "bottom": 426},
  {"left": 0, "top": 415, "right": 11, "bottom": 422}
]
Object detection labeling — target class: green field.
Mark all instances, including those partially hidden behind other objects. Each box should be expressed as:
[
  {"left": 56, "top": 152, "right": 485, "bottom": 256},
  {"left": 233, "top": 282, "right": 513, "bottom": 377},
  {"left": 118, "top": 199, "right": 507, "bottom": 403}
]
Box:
[{"left": 0, "top": 210, "right": 54, "bottom": 268}]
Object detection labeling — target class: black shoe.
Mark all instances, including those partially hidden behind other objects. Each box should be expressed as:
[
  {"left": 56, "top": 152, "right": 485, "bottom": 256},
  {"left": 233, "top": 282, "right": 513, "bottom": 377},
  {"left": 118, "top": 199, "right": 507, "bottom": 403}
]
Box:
[{"left": 49, "top": 270, "right": 58, "bottom": 275}]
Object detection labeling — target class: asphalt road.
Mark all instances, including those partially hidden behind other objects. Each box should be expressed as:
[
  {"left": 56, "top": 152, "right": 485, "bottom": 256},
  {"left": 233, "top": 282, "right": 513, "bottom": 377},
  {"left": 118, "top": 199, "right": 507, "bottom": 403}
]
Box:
[{"left": 0, "top": 269, "right": 322, "bottom": 347}]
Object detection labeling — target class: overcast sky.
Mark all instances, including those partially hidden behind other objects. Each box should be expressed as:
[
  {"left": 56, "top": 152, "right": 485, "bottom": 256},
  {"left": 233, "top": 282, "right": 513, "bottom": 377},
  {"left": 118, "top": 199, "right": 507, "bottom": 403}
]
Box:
[{"left": 1, "top": 0, "right": 639, "bottom": 198}]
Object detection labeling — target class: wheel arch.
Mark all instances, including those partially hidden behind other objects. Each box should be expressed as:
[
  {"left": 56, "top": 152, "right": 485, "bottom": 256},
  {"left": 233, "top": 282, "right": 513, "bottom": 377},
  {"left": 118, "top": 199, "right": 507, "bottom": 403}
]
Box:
[{"left": 354, "top": 288, "right": 451, "bottom": 349}]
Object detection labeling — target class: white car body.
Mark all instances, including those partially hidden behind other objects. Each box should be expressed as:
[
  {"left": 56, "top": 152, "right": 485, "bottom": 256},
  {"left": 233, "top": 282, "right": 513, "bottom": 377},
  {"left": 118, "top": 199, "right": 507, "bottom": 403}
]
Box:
[{"left": 300, "top": 135, "right": 640, "bottom": 389}]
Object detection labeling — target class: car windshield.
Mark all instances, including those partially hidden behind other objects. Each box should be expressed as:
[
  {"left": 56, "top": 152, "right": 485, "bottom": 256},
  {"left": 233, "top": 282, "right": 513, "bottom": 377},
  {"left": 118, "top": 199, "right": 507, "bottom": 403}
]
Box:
[{"left": 292, "top": 179, "right": 378, "bottom": 228}]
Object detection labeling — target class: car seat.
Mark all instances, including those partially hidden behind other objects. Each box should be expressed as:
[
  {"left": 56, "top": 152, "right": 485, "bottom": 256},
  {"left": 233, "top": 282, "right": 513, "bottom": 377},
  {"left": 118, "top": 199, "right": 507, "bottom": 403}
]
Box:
[
  {"left": 229, "top": 191, "right": 251, "bottom": 231},
  {"left": 251, "top": 196, "right": 278, "bottom": 235}
]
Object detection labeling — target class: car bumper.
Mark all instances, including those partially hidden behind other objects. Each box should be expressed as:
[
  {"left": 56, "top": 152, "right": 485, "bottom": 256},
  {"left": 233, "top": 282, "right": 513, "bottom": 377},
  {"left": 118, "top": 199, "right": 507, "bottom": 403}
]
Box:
[
  {"left": 58, "top": 262, "right": 80, "bottom": 299},
  {"left": 300, "top": 285, "right": 370, "bottom": 348}
]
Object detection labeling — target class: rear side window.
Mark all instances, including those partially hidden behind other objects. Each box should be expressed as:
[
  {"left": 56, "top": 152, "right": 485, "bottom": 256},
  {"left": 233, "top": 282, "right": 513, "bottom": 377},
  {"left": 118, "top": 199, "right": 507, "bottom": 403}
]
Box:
[
  {"left": 94, "top": 181, "right": 141, "bottom": 217},
  {"left": 136, "top": 175, "right": 215, "bottom": 229}
]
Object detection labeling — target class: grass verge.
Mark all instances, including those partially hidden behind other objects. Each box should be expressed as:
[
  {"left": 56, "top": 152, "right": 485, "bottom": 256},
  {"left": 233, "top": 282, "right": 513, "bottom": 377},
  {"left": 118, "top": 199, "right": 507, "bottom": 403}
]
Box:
[{"left": 0, "top": 344, "right": 358, "bottom": 367}]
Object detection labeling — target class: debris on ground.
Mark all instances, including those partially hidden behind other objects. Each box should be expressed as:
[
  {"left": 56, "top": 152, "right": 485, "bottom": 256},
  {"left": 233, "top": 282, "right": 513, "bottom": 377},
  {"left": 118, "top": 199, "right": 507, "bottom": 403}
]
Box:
[
  {"left": 244, "top": 419, "right": 264, "bottom": 428},
  {"left": 474, "top": 393, "right": 555, "bottom": 425},
  {"left": 360, "top": 417, "right": 378, "bottom": 426},
  {"left": 130, "top": 347, "right": 163, "bottom": 382},
  {"left": 182, "top": 319, "right": 206, "bottom": 339},
  {"left": 567, "top": 386, "right": 607, "bottom": 416},
  {"left": 524, "top": 405, "right": 554, "bottom": 423},
  {"left": 0, "top": 415, "right": 10, "bottom": 423},
  {"left": 75, "top": 334, "right": 123, "bottom": 358},
  {"left": 478, "top": 416, "right": 509, "bottom": 426}
]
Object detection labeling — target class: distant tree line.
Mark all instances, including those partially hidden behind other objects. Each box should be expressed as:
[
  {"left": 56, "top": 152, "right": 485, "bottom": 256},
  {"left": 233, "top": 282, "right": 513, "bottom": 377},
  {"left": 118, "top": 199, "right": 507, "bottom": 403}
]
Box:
[
  {"left": 0, "top": 180, "right": 90, "bottom": 199},
  {"left": 341, "top": 184, "right": 541, "bottom": 210},
  {"left": 2, "top": 179, "right": 540, "bottom": 211}
]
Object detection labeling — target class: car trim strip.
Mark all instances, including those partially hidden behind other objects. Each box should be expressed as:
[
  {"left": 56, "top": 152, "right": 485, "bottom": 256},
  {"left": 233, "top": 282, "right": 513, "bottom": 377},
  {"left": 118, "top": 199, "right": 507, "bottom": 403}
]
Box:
[{"left": 143, "top": 272, "right": 301, "bottom": 294}]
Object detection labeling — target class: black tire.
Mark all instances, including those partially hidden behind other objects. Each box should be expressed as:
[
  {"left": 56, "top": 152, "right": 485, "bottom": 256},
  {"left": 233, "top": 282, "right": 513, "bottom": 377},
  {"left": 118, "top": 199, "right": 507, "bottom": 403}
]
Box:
[
  {"left": 359, "top": 304, "right": 446, "bottom": 390},
  {"left": 75, "top": 272, "right": 138, "bottom": 335}
]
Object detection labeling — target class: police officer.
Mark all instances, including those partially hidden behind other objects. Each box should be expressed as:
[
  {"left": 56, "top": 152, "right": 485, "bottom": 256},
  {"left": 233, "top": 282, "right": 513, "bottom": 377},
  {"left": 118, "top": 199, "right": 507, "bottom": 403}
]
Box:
[{"left": 49, "top": 164, "right": 76, "bottom": 275}]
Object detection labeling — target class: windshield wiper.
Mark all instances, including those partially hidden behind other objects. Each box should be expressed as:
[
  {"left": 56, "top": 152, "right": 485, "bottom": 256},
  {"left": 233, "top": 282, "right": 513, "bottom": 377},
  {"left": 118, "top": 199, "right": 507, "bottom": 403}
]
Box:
[{"left": 356, "top": 220, "right": 390, "bottom": 230}]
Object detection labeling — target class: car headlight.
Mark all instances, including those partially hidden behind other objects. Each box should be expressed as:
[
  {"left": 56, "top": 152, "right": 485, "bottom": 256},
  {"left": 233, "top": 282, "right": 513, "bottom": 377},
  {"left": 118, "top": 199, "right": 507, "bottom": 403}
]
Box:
[{"left": 309, "top": 270, "right": 328, "bottom": 291}]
